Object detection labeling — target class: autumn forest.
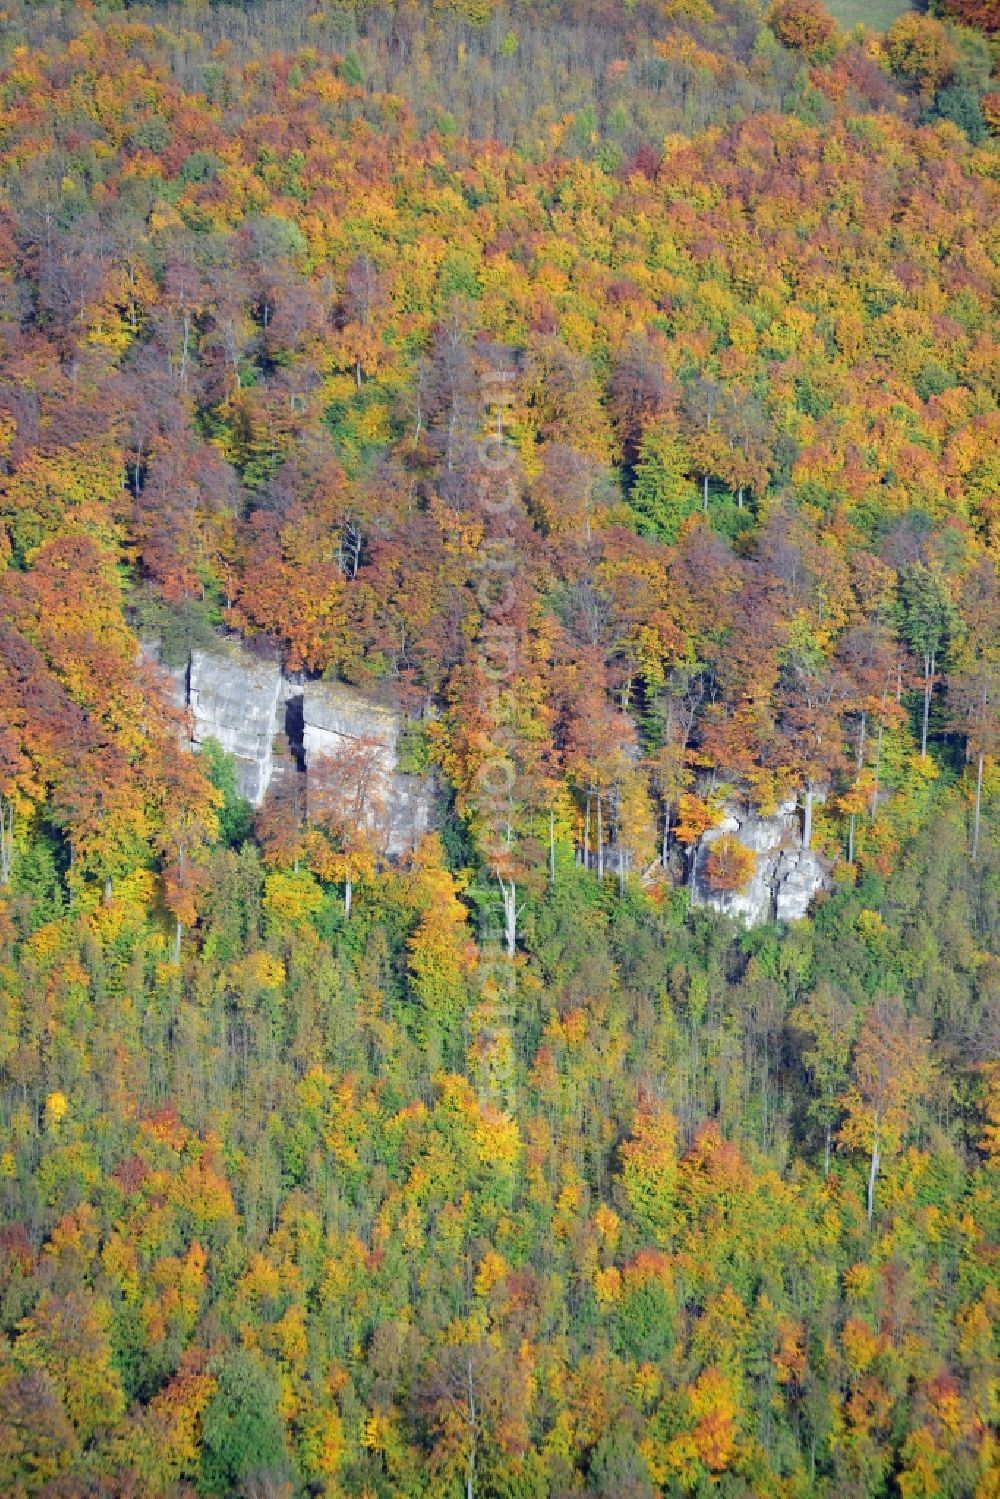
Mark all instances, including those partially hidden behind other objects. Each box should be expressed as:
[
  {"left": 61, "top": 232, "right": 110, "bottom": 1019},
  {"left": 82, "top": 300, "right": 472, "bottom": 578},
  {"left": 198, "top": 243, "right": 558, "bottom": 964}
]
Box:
[{"left": 0, "top": 0, "right": 998, "bottom": 1493}]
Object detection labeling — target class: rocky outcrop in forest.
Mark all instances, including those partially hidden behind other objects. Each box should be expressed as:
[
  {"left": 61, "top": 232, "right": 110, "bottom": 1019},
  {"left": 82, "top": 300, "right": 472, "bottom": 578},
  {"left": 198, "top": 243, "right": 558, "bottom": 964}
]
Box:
[
  {"left": 147, "top": 638, "right": 831, "bottom": 923},
  {"left": 690, "top": 799, "right": 832, "bottom": 926},
  {"left": 149, "top": 637, "right": 830, "bottom": 924},
  {"left": 146, "top": 638, "right": 436, "bottom": 858}
]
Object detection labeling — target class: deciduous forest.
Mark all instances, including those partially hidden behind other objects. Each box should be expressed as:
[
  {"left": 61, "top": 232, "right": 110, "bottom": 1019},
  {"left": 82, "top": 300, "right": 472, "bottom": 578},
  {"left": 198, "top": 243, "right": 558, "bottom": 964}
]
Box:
[{"left": 0, "top": 0, "right": 997, "bottom": 1493}]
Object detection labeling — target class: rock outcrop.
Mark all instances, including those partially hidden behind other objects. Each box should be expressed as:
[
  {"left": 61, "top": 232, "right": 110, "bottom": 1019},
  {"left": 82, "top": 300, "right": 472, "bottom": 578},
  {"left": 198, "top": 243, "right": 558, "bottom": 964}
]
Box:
[
  {"left": 774, "top": 847, "right": 830, "bottom": 922},
  {"left": 690, "top": 799, "right": 831, "bottom": 926},
  {"left": 189, "top": 647, "right": 283, "bottom": 805},
  {"left": 147, "top": 636, "right": 435, "bottom": 857},
  {"left": 302, "top": 680, "right": 401, "bottom": 767},
  {"left": 139, "top": 638, "right": 188, "bottom": 711},
  {"left": 149, "top": 636, "right": 827, "bottom": 917},
  {"left": 302, "top": 680, "right": 434, "bottom": 856}
]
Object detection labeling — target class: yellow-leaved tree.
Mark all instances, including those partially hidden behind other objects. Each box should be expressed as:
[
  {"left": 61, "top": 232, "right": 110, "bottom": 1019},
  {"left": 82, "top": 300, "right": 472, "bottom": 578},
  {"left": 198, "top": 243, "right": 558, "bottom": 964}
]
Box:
[
  {"left": 620, "top": 1095, "right": 679, "bottom": 1247},
  {"left": 839, "top": 996, "right": 931, "bottom": 1226}
]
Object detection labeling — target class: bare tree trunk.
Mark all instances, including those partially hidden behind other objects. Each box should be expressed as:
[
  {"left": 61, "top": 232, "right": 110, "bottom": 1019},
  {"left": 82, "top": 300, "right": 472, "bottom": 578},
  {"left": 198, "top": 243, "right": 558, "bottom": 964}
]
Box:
[
  {"left": 344, "top": 877, "right": 352, "bottom": 920},
  {"left": 824, "top": 1120, "right": 831, "bottom": 1178},
  {"left": 920, "top": 650, "right": 937, "bottom": 760},
  {"left": 174, "top": 918, "right": 182, "bottom": 964},
  {"left": 867, "top": 1130, "right": 880, "bottom": 1227},
  {"left": 180, "top": 311, "right": 191, "bottom": 390},
  {"left": 466, "top": 1355, "right": 477, "bottom": 1499},
  {"left": 871, "top": 715, "right": 885, "bottom": 819},
  {"left": 802, "top": 782, "right": 814, "bottom": 852},
  {"left": 0, "top": 796, "right": 13, "bottom": 886},
  {"left": 973, "top": 748, "right": 984, "bottom": 863},
  {"left": 549, "top": 809, "right": 555, "bottom": 888},
  {"left": 702, "top": 473, "right": 709, "bottom": 512},
  {"left": 497, "top": 874, "right": 516, "bottom": 957},
  {"left": 583, "top": 792, "right": 591, "bottom": 870},
  {"left": 596, "top": 793, "right": 604, "bottom": 880}
]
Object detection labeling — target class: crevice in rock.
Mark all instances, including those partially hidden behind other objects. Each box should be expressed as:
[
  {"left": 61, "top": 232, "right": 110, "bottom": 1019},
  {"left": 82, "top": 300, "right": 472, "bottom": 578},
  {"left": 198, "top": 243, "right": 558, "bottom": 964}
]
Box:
[{"left": 284, "top": 692, "right": 305, "bottom": 772}]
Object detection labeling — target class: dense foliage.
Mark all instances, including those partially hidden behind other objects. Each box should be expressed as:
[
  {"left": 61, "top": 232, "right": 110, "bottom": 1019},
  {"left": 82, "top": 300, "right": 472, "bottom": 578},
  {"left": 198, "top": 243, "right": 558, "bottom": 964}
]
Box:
[{"left": 0, "top": 0, "right": 998, "bottom": 1494}]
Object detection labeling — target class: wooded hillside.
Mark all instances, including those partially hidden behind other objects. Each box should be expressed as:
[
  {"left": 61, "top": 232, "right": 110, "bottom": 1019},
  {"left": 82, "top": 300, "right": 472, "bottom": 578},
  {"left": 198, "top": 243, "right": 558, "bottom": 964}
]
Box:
[{"left": 0, "top": 1, "right": 997, "bottom": 1494}]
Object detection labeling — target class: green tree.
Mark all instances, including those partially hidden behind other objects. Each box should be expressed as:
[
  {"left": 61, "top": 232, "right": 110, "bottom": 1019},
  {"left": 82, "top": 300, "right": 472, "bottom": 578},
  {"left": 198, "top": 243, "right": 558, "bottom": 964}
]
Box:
[
  {"left": 628, "top": 426, "right": 699, "bottom": 543},
  {"left": 928, "top": 85, "right": 987, "bottom": 143},
  {"left": 200, "top": 1349, "right": 290, "bottom": 1497},
  {"left": 199, "top": 738, "right": 253, "bottom": 848},
  {"left": 792, "top": 982, "right": 856, "bottom": 1176}
]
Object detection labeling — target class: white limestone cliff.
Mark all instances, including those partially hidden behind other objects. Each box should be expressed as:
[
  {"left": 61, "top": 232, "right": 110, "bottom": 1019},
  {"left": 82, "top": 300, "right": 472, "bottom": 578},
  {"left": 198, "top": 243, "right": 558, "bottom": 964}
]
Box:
[
  {"left": 302, "top": 682, "right": 434, "bottom": 855},
  {"left": 689, "top": 798, "right": 832, "bottom": 926},
  {"left": 189, "top": 647, "right": 283, "bottom": 805},
  {"left": 147, "top": 636, "right": 828, "bottom": 919},
  {"left": 147, "top": 637, "right": 435, "bottom": 857}
]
